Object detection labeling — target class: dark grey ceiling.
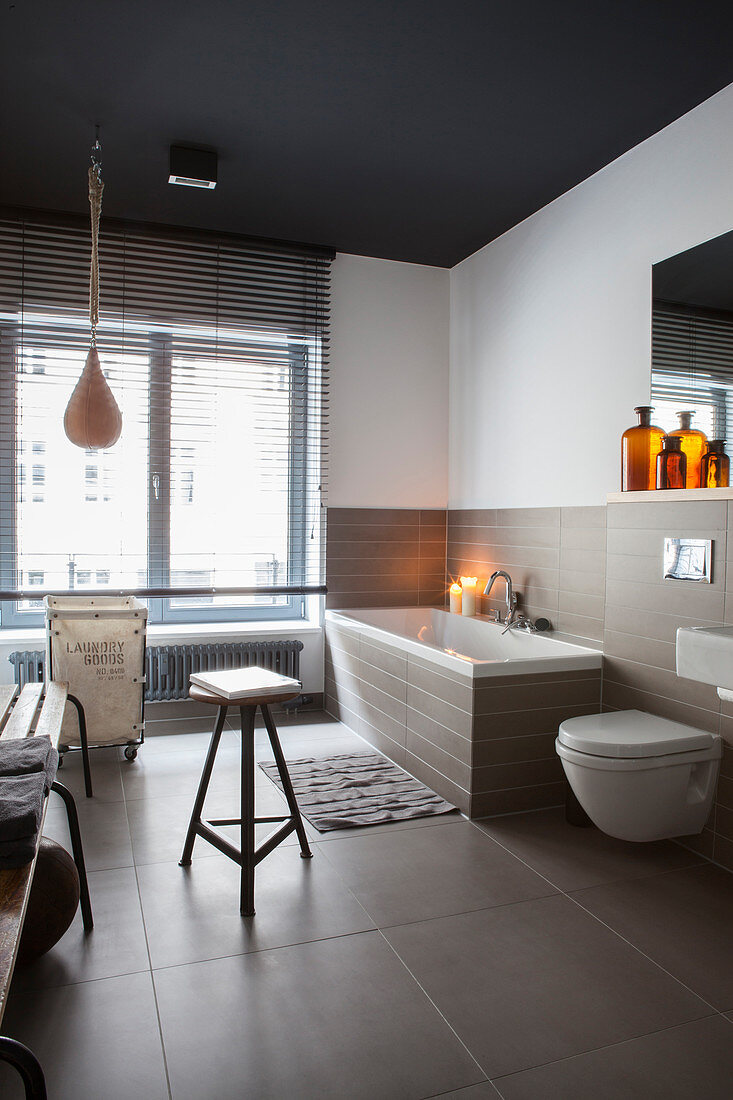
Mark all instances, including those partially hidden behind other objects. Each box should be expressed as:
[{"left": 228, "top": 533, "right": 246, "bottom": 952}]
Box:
[{"left": 3, "top": 1, "right": 733, "bottom": 267}]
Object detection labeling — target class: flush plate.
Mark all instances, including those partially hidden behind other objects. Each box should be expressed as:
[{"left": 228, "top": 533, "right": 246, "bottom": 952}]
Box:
[{"left": 663, "top": 537, "right": 712, "bottom": 582}]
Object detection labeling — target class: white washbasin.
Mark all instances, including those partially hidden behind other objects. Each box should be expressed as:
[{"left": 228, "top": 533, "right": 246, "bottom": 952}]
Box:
[{"left": 676, "top": 625, "right": 733, "bottom": 691}]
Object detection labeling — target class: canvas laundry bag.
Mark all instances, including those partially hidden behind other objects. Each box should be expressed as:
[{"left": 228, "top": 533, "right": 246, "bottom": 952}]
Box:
[{"left": 45, "top": 596, "right": 146, "bottom": 749}]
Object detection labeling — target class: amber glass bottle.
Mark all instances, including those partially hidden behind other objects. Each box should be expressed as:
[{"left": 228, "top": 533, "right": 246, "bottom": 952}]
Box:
[
  {"left": 668, "top": 411, "right": 707, "bottom": 489},
  {"left": 701, "top": 440, "right": 730, "bottom": 488},
  {"left": 621, "top": 406, "right": 665, "bottom": 491},
  {"left": 657, "top": 436, "right": 687, "bottom": 489}
]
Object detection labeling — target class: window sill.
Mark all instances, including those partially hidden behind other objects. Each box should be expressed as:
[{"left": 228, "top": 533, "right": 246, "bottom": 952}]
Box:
[
  {"left": 607, "top": 488, "right": 733, "bottom": 501},
  {"left": 0, "top": 618, "right": 322, "bottom": 647}
]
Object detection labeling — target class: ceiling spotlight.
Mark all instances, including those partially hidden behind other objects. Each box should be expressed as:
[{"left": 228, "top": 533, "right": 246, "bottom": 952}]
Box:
[{"left": 168, "top": 145, "right": 217, "bottom": 189}]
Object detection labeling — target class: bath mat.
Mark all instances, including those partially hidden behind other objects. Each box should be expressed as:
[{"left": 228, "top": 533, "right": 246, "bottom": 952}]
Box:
[{"left": 259, "top": 751, "right": 458, "bottom": 832}]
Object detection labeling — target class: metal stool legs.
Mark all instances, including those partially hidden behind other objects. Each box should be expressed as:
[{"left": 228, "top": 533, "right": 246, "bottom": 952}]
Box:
[
  {"left": 50, "top": 782, "right": 93, "bottom": 931},
  {"left": 180, "top": 701, "right": 312, "bottom": 916},
  {"left": 179, "top": 706, "right": 227, "bottom": 866},
  {"left": 240, "top": 706, "right": 256, "bottom": 916},
  {"left": 0, "top": 1037, "right": 47, "bottom": 1099},
  {"left": 261, "top": 704, "right": 312, "bottom": 860}
]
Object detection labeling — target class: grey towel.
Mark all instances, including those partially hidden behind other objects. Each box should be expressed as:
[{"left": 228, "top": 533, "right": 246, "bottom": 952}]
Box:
[
  {"left": 0, "top": 772, "right": 46, "bottom": 842},
  {"left": 0, "top": 835, "right": 37, "bottom": 869},
  {"left": 0, "top": 736, "right": 58, "bottom": 793}
]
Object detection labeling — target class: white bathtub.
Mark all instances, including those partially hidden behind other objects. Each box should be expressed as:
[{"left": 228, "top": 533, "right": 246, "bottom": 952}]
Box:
[{"left": 325, "top": 607, "right": 601, "bottom": 679}]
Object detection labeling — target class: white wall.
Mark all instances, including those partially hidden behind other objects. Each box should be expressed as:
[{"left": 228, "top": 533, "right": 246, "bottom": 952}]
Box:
[
  {"left": 330, "top": 253, "right": 449, "bottom": 508},
  {"left": 450, "top": 82, "right": 733, "bottom": 509}
]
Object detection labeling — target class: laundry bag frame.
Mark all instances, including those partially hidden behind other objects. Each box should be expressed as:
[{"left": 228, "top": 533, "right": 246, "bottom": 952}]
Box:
[{"left": 44, "top": 595, "right": 147, "bottom": 775}]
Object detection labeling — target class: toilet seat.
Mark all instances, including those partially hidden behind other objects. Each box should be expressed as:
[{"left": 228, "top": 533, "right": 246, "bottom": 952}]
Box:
[{"left": 557, "top": 709, "right": 717, "bottom": 759}]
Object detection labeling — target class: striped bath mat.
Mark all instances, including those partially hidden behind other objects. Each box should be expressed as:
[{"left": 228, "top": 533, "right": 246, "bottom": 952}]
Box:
[{"left": 259, "top": 751, "right": 457, "bottom": 832}]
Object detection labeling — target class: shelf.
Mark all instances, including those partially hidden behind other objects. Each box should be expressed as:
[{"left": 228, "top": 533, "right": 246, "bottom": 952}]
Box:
[{"left": 607, "top": 488, "right": 733, "bottom": 502}]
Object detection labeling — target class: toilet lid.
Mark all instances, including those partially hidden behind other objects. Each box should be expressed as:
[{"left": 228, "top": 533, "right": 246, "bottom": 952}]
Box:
[{"left": 557, "top": 709, "right": 717, "bottom": 758}]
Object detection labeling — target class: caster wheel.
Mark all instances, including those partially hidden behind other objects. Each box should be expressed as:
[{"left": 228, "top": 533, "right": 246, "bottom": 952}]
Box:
[{"left": 124, "top": 746, "right": 138, "bottom": 762}]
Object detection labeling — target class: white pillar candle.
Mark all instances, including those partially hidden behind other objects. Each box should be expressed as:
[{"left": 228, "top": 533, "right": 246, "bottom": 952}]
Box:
[
  {"left": 449, "top": 582, "right": 462, "bottom": 614},
  {"left": 460, "top": 576, "right": 477, "bottom": 617}
]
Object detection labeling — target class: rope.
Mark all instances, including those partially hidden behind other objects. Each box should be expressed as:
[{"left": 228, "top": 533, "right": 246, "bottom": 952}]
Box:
[{"left": 88, "top": 164, "right": 104, "bottom": 341}]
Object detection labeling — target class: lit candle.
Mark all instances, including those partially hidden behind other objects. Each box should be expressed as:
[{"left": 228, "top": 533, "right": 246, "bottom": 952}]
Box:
[
  {"left": 449, "top": 582, "right": 462, "bottom": 614},
  {"left": 460, "top": 576, "right": 477, "bottom": 617}
]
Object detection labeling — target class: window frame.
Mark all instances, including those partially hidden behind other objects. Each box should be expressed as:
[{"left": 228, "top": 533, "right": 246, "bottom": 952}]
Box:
[{"left": 0, "top": 321, "right": 309, "bottom": 628}]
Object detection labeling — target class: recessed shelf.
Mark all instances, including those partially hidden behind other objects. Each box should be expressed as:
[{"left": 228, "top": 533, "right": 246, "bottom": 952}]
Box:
[{"left": 607, "top": 488, "right": 733, "bottom": 502}]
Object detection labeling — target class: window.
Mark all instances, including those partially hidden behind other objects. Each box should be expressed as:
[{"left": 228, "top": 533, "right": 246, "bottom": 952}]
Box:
[
  {"left": 0, "top": 213, "right": 332, "bottom": 626},
  {"left": 652, "top": 302, "right": 733, "bottom": 440}
]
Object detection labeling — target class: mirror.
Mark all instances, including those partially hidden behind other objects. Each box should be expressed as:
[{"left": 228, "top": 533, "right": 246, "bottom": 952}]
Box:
[{"left": 651, "top": 229, "right": 733, "bottom": 442}]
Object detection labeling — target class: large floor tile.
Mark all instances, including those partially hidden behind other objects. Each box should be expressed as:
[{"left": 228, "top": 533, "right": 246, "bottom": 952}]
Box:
[
  {"left": 140, "top": 726, "right": 241, "bottom": 754},
  {"left": 57, "top": 746, "right": 125, "bottom": 803},
  {"left": 496, "top": 1015, "right": 733, "bottom": 1100},
  {"left": 44, "top": 793, "right": 134, "bottom": 871},
  {"left": 255, "top": 730, "right": 368, "bottom": 762},
  {"left": 155, "top": 931, "right": 485, "bottom": 1100},
  {"left": 0, "top": 971, "right": 169, "bottom": 1100},
  {"left": 137, "top": 847, "right": 374, "bottom": 967},
  {"left": 476, "top": 808, "right": 702, "bottom": 891},
  {"left": 426, "top": 1085, "right": 498, "bottom": 1098},
  {"left": 12, "top": 866, "right": 149, "bottom": 991},
  {"left": 127, "top": 782, "right": 317, "bottom": 866},
  {"left": 120, "top": 742, "right": 243, "bottom": 801},
  {"left": 313, "top": 806, "right": 464, "bottom": 843},
  {"left": 383, "top": 894, "right": 712, "bottom": 1078},
  {"left": 572, "top": 863, "right": 733, "bottom": 1009},
  {"left": 318, "top": 820, "right": 556, "bottom": 927}
]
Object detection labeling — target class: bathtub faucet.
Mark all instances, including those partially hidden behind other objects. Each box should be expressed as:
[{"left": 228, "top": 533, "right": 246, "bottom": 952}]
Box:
[{"left": 483, "top": 570, "right": 517, "bottom": 625}]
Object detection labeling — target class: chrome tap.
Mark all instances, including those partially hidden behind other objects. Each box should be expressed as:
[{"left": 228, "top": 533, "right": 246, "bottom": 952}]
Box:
[{"left": 483, "top": 570, "right": 517, "bottom": 625}]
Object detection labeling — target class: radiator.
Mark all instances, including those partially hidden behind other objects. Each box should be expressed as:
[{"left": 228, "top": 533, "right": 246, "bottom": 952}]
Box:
[
  {"left": 7, "top": 649, "right": 45, "bottom": 690},
  {"left": 8, "top": 640, "right": 304, "bottom": 702}
]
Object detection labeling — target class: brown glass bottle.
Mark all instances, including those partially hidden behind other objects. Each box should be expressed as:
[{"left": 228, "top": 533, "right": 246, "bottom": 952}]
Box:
[
  {"left": 700, "top": 440, "right": 730, "bottom": 488},
  {"left": 668, "top": 411, "right": 707, "bottom": 489},
  {"left": 656, "top": 435, "right": 687, "bottom": 489},
  {"left": 621, "top": 406, "right": 665, "bottom": 491}
]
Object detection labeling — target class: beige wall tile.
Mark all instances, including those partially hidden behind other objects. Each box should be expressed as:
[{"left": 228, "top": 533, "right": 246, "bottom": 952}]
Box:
[
  {"left": 405, "top": 706, "right": 472, "bottom": 764},
  {"left": 405, "top": 729, "right": 472, "bottom": 788},
  {"left": 357, "top": 718, "right": 407, "bottom": 768},
  {"left": 471, "top": 782, "right": 565, "bottom": 818},
  {"left": 473, "top": 758, "right": 564, "bottom": 794},
  {"left": 403, "top": 751, "right": 470, "bottom": 814},
  {"left": 406, "top": 683, "right": 473, "bottom": 737}
]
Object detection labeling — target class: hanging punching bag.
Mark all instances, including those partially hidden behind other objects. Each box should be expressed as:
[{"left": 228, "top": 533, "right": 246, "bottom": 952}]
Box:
[
  {"left": 64, "top": 148, "right": 122, "bottom": 450},
  {"left": 64, "top": 342, "right": 122, "bottom": 449}
]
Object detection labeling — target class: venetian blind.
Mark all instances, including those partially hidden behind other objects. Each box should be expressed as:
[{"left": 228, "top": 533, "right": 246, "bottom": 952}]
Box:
[
  {"left": 0, "top": 207, "right": 333, "bottom": 611},
  {"left": 651, "top": 301, "right": 733, "bottom": 441}
]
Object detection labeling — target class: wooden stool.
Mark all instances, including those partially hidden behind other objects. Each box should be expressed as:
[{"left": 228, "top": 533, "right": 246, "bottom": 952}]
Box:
[{"left": 179, "top": 678, "right": 312, "bottom": 916}]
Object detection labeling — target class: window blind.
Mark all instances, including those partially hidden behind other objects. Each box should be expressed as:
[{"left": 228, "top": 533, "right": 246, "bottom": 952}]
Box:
[
  {"left": 651, "top": 301, "right": 733, "bottom": 441},
  {"left": 0, "top": 207, "right": 333, "bottom": 620}
]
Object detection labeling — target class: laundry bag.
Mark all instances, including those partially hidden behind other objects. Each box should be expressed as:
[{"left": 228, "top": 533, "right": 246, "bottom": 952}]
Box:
[{"left": 44, "top": 595, "right": 147, "bottom": 749}]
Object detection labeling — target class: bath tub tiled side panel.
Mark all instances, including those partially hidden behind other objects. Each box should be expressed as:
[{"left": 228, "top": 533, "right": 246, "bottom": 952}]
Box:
[
  {"left": 446, "top": 506, "right": 606, "bottom": 643},
  {"left": 324, "top": 619, "right": 416, "bottom": 782},
  {"left": 324, "top": 622, "right": 473, "bottom": 814},
  {"left": 405, "top": 655, "right": 473, "bottom": 814},
  {"left": 325, "top": 507, "right": 446, "bottom": 610},
  {"left": 470, "top": 669, "right": 602, "bottom": 817},
  {"left": 325, "top": 619, "right": 602, "bottom": 818}
]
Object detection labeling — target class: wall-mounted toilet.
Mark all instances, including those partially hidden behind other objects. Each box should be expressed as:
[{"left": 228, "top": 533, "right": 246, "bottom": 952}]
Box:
[{"left": 556, "top": 709, "right": 721, "bottom": 842}]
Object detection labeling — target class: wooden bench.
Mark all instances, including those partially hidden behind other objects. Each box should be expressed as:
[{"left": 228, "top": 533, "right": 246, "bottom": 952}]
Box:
[{"left": 0, "top": 683, "right": 93, "bottom": 1100}]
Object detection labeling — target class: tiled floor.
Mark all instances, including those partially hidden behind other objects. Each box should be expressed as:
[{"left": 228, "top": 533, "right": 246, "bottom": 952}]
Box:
[{"left": 2, "top": 712, "right": 733, "bottom": 1098}]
